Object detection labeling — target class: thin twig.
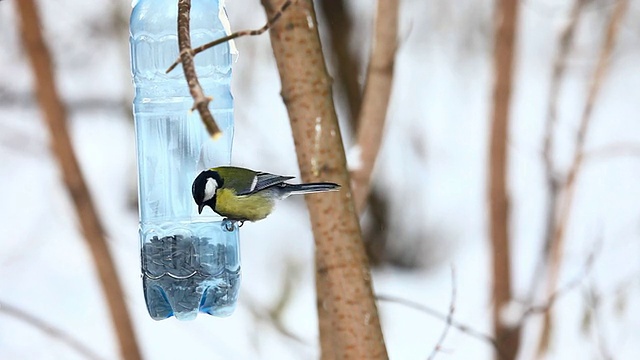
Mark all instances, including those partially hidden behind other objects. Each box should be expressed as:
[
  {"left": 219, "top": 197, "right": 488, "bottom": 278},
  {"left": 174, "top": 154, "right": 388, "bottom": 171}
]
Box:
[
  {"left": 176, "top": 0, "right": 221, "bottom": 138},
  {"left": 584, "top": 143, "right": 640, "bottom": 162},
  {"left": 376, "top": 294, "right": 501, "bottom": 355},
  {"left": 0, "top": 301, "right": 104, "bottom": 360},
  {"left": 540, "top": 0, "right": 628, "bottom": 354},
  {"left": 530, "top": 0, "right": 587, "bottom": 304},
  {"left": 542, "top": 0, "right": 587, "bottom": 180},
  {"left": 242, "top": 296, "right": 309, "bottom": 346},
  {"left": 241, "top": 260, "right": 309, "bottom": 346},
  {"left": 522, "top": 248, "right": 596, "bottom": 321},
  {"left": 350, "top": 0, "right": 400, "bottom": 213},
  {"left": 15, "top": 2, "right": 142, "bottom": 359},
  {"left": 167, "top": 0, "right": 293, "bottom": 74},
  {"left": 583, "top": 285, "right": 613, "bottom": 360},
  {"left": 426, "top": 267, "right": 457, "bottom": 360}
]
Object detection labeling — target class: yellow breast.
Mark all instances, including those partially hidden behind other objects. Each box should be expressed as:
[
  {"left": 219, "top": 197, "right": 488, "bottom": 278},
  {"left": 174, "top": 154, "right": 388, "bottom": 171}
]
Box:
[{"left": 214, "top": 188, "right": 275, "bottom": 222}]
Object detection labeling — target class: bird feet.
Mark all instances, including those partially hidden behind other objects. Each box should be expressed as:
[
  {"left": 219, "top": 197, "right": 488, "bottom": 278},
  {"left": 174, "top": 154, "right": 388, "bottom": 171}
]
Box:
[{"left": 221, "top": 218, "right": 245, "bottom": 232}]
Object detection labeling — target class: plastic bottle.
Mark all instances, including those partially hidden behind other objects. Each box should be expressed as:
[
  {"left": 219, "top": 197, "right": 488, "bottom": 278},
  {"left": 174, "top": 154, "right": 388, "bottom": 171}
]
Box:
[{"left": 129, "top": 0, "right": 240, "bottom": 320}]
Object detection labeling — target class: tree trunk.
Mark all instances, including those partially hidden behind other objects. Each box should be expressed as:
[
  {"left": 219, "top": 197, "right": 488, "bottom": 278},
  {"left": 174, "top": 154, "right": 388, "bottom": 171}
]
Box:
[
  {"left": 488, "top": 0, "right": 520, "bottom": 358},
  {"left": 261, "top": 1, "right": 388, "bottom": 359}
]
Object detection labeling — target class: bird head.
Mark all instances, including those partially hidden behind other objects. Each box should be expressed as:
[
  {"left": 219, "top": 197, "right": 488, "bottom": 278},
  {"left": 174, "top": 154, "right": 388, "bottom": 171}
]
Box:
[{"left": 192, "top": 169, "right": 223, "bottom": 214}]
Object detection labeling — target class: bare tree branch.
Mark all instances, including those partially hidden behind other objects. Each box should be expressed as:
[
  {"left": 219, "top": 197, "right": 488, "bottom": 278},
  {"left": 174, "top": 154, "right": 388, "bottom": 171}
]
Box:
[
  {"left": 584, "top": 142, "right": 640, "bottom": 162},
  {"left": 166, "top": 0, "right": 294, "bottom": 74},
  {"left": 583, "top": 285, "right": 613, "bottom": 360},
  {"left": 261, "top": 0, "right": 388, "bottom": 358},
  {"left": 426, "top": 267, "right": 457, "bottom": 360},
  {"left": 241, "top": 260, "right": 309, "bottom": 347},
  {"left": 14, "top": 2, "right": 142, "bottom": 360},
  {"left": 0, "top": 300, "right": 104, "bottom": 360},
  {"left": 531, "top": 0, "right": 587, "bottom": 303},
  {"left": 522, "top": 248, "right": 595, "bottom": 321},
  {"left": 376, "top": 294, "right": 501, "bottom": 354},
  {"left": 318, "top": 0, "right": 362, "bottom": 128},
  {"left": 242, "top": 295, "right": 309, "bottom": 347},
  {"left": 488, "top": 0, "right": 521, "bottom": 358},
  {"left": 539, "top": 0, "right": 629, "bottom": 354},
  {"left": 176, "top": 0, "right": 221, "bottom": 138},
  {"left": 378, "top": 245, "right": 594, "bottom": 360},
  {"left": 350, "top": 0, "right": 399, "bottom": 213}
]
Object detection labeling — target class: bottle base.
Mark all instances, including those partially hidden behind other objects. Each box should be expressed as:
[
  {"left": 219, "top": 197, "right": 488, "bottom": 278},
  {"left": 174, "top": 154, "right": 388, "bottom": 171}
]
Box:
[
  {"left": 143, "top": 269, "right": 240, "bottom": 321},
  {"left": 141, "top": 228, "right": 241, "bottom": 320}
]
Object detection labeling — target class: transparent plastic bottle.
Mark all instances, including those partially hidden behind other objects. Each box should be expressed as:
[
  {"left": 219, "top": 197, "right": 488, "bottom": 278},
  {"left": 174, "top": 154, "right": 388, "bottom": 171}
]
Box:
[{"left": 129, "top": 0, "right": 240, "bottom": 320}]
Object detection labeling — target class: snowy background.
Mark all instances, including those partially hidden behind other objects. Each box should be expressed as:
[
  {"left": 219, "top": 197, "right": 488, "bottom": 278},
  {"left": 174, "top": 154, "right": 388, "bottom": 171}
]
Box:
[{"left": 1, "top": 0, "right": 640, "bottom": 359}]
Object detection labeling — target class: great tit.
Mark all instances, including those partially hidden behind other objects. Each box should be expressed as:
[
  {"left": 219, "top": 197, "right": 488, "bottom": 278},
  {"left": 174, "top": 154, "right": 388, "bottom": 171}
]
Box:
[{"left": 192, "top": 166, "right": 340, "bottom": 224}]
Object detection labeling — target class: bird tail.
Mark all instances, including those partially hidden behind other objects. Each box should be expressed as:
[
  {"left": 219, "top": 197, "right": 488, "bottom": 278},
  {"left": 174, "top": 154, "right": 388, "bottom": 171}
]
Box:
[{"left": 284, "top": 182, "right": 340, "bottom": 196}]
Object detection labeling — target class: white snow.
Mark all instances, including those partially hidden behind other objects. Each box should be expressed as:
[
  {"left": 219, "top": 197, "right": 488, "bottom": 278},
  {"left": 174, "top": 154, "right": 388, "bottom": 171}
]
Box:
[
  {"left": 1, "top": 0, "right": 640, "bottom": 359},
  {"left": 347, "top": 145, "right": 362, "bottom": 172}
]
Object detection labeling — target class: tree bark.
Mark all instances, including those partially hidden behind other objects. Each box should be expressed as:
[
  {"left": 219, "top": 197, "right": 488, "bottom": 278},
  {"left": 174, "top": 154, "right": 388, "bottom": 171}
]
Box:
[
  {"left": 176, "top": 0, "right": 221, "bottom": 138},
  {"left": 488, "top": 0, "right": 520, "bottom": 358},
  {"left": 261, "top": 1, "right": 388, "bottom": 359}
]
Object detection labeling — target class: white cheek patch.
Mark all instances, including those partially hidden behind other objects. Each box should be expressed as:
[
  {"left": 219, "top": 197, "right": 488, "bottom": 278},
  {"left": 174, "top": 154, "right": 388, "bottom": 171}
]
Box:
[{"left": 203, "top": 178, "right": 218, "bottom": 202}]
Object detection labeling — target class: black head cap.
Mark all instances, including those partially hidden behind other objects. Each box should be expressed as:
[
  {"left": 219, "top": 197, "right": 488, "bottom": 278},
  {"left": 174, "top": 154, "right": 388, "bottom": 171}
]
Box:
[{"left": 192, "top": 170, "right": 223, "bottom": 214}]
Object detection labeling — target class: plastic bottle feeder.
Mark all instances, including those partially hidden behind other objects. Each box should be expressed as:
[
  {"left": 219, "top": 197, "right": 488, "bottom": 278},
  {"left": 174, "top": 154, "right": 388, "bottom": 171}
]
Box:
[{"left": 129, "top": 0, "right": 240, "bottom": 320}]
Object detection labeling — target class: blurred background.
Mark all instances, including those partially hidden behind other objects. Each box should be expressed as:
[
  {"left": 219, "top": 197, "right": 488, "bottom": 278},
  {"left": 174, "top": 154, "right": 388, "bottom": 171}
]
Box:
[{"left": 2, "top": 0, "right": 640, "bottom": 358}]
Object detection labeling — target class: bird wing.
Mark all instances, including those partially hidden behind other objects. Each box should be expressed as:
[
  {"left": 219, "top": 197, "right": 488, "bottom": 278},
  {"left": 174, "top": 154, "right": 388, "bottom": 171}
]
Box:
[{"left": 236, "top": 172, "right": 294, "bottom": 196}]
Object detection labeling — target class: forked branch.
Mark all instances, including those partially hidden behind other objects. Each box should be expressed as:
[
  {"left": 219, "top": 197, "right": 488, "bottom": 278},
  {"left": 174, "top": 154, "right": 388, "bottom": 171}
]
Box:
[
  {"left": 173, "top": 0, "right": 294, "bottom": 138},
  {"left": 527, "top": 0, "right": 587, "bottom": 317},
  {"left": 167, "top": 0, "right": 294, "bottom": 74},
  {"left": 539, "top": 0, "right": 629, "bottom": 353},
  {"left": 426, "top": 268, "right": 457, "bottom": 360},
  {"left": 523, "top": 247, "right": 596, "bottom": 322},
  {"left": 177, "top": 0, "right": 221, "bottom": 138},
  {"left": 377, "top": 249, "right": 595, "bottom": 360},
  {"left": 375, "top": 294, "right": 501, "bottom": 354},
  {"left": 535, "top": 0, "right": 586, "bottom": 300}
]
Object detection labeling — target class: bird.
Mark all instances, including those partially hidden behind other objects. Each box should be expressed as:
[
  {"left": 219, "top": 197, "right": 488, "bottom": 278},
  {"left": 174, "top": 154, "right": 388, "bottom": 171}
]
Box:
[{"left": 191, "top": 166, "right": 340, "bottom": 225}]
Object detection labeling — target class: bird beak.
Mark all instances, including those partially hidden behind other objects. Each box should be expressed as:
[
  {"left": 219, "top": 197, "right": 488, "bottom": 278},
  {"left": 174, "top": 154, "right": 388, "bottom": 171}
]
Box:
[{"left": 198, "top": 204, "right": 205, "bottom": 214}]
